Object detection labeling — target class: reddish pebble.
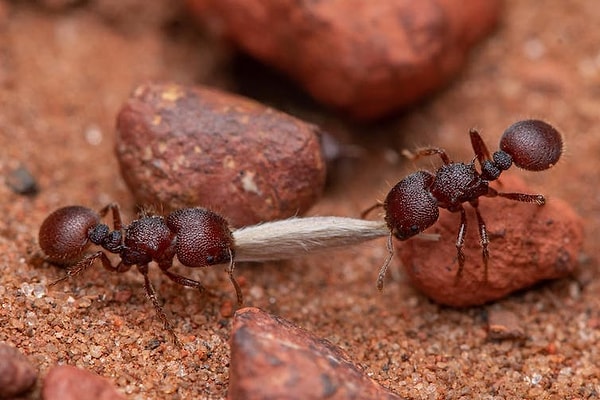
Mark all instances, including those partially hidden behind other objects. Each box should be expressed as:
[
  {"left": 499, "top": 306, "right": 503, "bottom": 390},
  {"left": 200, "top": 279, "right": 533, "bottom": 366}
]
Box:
[
  {"left": 220, "top": 299, "right": 234, "bottom": 318},
  {"left": 229, "top": 307, "right": 402, "bottom": 400},
  {"left": 397, "top": 175, "right": 583, "bottom": 307},
  {"left": 113, "top": 289, "right": 132, "bottom": 303},
  {"left": 116, "top": 82, "right": 326, "bottom": 227},
  {"left": 42, "top": 365, "right": 125, "bottom": 400},
  {"left": 188, "top": 0, "right": 501, "bottom": 120},
  {"left": 0, "top": 343, "right": 37, "bottom": 398},
  {"left": 486, "top": 309, "right": 526, "bottom": 341}
]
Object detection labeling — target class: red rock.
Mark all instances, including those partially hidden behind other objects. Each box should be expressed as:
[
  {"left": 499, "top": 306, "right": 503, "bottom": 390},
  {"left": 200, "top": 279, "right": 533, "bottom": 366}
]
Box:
[
  {"left": 396, "top": 175, "right": 583, "bottom": 307},
  {"left": 115, "top": 82, "right": 326, "bottom": 227},
  {"left": 229, "top": 307, "right": 403, "bottom": 400},
  {"left": 0, "top": 343, "right": 37, "bottom": 398},
  {"left": 42, "top": 365, "right": 125, "bottom": 400},
  {"left": 187, "top": 0, "right": 501, "bottom": 120}
]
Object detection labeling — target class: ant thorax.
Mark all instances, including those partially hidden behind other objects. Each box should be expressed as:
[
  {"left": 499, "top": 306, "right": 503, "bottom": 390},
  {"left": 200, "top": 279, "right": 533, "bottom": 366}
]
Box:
[
  {"left": 430, "top": 162, "right": 489, "bottom": 210},
  {"left": 121, "top": 216, "right": 175, "bottom": 267}
]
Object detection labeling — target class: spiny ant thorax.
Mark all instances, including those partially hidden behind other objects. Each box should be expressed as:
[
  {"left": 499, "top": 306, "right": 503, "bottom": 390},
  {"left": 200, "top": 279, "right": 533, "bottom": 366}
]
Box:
[
  {"left": 121, "top": 216, "right": 175, "bottom": 266},
  {"left": 430, "top": 162, "right": 489, "bottom": 210}
]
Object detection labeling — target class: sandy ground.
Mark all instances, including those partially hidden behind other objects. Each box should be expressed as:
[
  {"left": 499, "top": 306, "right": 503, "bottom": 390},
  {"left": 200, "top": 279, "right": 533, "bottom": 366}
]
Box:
[{"left": 1, "top": 1, "right": 599, "bottom": 399}]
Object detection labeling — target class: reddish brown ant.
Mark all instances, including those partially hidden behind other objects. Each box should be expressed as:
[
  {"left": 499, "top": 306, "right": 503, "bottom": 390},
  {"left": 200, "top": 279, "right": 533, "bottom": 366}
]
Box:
[
  {"left": 38, "top": 204, "right": 240, "bottom": 345},
  {"left": 370, "top": 119, "right": 563, "bottom": 290}
]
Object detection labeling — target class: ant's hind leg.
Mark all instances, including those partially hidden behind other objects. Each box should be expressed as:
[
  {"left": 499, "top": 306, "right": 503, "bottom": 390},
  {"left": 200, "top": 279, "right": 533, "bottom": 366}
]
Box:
[
  {"left": 49, "top": 251, "right": 122, "bottom": 286},
  {"left": 98, "top": 203, "right": 124, "bottom": 231},
  {"left": 487, "top": 187, "right": 545, "bottom": 205},
  {"left": 469, "top": 128, "right": 493, "bottom": 166}
]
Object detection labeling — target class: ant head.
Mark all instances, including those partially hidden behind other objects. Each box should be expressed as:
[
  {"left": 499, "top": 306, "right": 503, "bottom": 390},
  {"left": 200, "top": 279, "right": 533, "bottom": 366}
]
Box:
[
  {"left": 384, "top": 171, "right": 439, "bottom": 240},
  {"left": 39, "top": 206, "right": 100, "bottom": 264},
  {"left": 500, "top": 119, "right": 563, "bottom": 171},
  {"left": 166, "top": 208, "right": 234, "bottom": 268}
]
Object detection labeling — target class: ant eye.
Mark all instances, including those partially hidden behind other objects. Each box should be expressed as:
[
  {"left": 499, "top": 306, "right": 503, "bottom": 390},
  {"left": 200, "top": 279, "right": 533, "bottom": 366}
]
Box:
[
  {"left": 410, "top": 225, "right": 419, "bottom": 233},
  {"left": 206, "top": 255, "right": 215, "bottom": 264}
]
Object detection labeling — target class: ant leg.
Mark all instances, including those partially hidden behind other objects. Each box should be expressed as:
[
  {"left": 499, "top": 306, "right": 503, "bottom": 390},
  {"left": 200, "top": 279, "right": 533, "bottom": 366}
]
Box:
[
  {"left": 469, "top": 128, "right": 493, "bottom": 166},
  {"left": 49, "top": 251, "right": 123, "bottom": 286},
  {"left": 160, "top": 268, "right": 207, "bottom": 293},
  {"left": 98, "top": 203, "right": 123, "bottom": 230},
  {"left": 376, "top": 232, "right": 395, "bottom": 291},
  {"left": 487, "top": 187, "right": 545, "bottom": 205},
  {"left": 454, "top": 206, "right": 467, "bottom": 284},
  {"left": 226, "top": 248, "right": 243, "bottom": 305},
  {"left": 470, "top": 200, "right": 489, "bottom": 283},
  {"left": 403, "top": 147, "right": 452, "bottom": 165},
  {"left": 361, "top": 202, "right": 383, "bottom": 219},
  {"left": 137, "top": 264, "right": 182, "bottom": 347}
]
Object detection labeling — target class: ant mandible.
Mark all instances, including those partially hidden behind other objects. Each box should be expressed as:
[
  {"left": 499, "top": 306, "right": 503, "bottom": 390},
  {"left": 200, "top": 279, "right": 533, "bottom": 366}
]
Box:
[
  {"left": 371, "top": 119, "right": 563, "bottom": 290},
  {"left": 38, "top": 204, "right": 240, "bottom": 345}
]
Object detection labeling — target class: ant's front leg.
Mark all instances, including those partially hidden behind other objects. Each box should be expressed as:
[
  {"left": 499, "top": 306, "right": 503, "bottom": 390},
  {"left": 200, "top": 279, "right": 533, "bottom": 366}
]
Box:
[
  {"left": 402, "top": 147, "right": 452, "bottom": 165},
  {"left": 376, "top": 232, "right": 395, "bottom": 291},
  {"left": 225, "top": 248, "right": 243, "bottom": 306},
  {"left": 470, "top": 199, "right": 490, "bottom": 283},
  {"left": 158, "top": 262, "right": 207, "bottom": 293},
  {"left": 137, "top": 264, "right": 182, "bottom": 347},
  {"left": 454, "top": 206, "right": 467, "bottom": 284}
]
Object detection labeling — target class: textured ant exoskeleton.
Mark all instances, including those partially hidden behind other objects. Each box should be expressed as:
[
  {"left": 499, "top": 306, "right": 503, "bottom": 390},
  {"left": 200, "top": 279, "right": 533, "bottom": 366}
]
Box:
[
  {"left": 371, "top": 119, "right": 563, "bottom": 290},
  {"left": 38, "top": 204, "right": 240, "bottom": 345}
]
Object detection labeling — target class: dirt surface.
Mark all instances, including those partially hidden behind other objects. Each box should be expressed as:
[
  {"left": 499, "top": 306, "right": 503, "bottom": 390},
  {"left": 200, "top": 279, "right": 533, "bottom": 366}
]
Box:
[{"left": 0, "top": 1, "right": 599, "bottom": 399}]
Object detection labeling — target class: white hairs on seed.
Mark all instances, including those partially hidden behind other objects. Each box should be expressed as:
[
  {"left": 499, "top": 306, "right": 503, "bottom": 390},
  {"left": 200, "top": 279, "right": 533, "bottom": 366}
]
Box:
[{"left": 232, "top": 216, "right": 438, "bottom": 262}]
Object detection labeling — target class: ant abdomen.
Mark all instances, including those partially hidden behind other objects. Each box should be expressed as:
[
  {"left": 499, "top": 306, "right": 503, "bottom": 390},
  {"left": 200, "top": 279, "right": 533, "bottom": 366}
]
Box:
[
  {"left": 499, "top": 119, "right": 563, "bottom": 171},
  {"left": 384, "top": 171, "right": 439, "bottom": 240},
  {"left": 166, "top": 208, "right": 234, "bottom": 268},
  {"left": 38, "top": 206, "right": 100, "bottom": 264}
]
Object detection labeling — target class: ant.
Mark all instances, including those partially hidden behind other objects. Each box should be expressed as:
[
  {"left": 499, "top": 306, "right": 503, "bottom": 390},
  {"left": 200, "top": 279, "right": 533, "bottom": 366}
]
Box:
[
  {"left": 368, "top": 119, "right": 563, "bottom": 290},
  {"left": 38, "top": 204, "right": 240, "bottom": 346}
]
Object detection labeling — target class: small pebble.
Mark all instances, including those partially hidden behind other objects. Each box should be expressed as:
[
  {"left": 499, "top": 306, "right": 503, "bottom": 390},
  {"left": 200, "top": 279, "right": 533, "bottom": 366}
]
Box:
[
  {"left": 219, "top": 299, "right": 234, "bottom": 318},
  {"left": 116, "top": 82, "right": 326, "bottom": 226},
  {"left": 398, "top": 175, "right": 584, "bottom": 307},
  {"left": 487, "top": 309, "right": 526, "bottom": 341},
  {"left": 0, "top": 343, "right": 37, "bottom": 398},
  {"left": 189, "top": 0, "right": 501, "bottom": 120},
  {"left": 6, "top": 165, "right": 39, "bottom": 196},
  {"left": 229, "top": 307, "right": 402, "bottom": 400},
  {"left": 42, "top": 365, "right": 125, "bottom": 400}
]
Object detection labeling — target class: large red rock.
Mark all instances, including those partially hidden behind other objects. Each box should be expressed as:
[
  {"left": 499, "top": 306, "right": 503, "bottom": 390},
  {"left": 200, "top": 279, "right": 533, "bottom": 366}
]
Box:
[
  {"left": 188, "top": 0, "right": 501, "bottom": 120},
  {"left": 229, "top": 307, "right": 403, "bottom": 400},
  {"left": 116, "top": 82, "right": 326, "bottom": 227}
]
